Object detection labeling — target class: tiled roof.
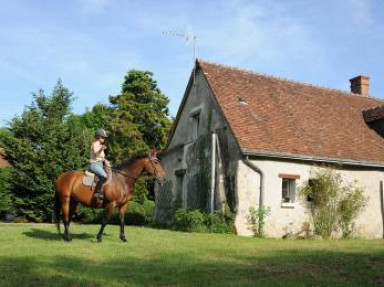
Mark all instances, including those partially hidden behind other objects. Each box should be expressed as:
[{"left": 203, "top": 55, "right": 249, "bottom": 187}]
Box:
[{"left": 198, "top": 60, "right": 384, "bottom": 165}]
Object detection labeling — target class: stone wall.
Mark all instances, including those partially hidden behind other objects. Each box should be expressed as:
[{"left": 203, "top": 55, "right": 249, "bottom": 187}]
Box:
[
  {"left": 235, "top": 157, "right": 384, "bottom": 238},
  {"left": 154, "top": 70, "right": 241, "bottom": 224}
]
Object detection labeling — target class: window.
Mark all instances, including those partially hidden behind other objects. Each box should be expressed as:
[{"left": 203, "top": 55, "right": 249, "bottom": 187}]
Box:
[
  {"left": 192, "top": 113, "right": 200, "bottom": 140},
  {"left": 175, "top": 169, "right": 187, "bottom": 208},
  {"left": 282, "top": 178, "right": 296, "bottom": 203},
  {"left": 278, "top": 174, "right": 300, "bottom": 205},
  {"left": 189, "top": 106, "right": 202, "bottom": 141}
]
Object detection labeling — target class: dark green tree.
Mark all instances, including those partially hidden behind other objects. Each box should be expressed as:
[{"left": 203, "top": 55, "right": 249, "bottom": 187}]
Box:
[
  {"left": 0, "top": 168, "right": 12, "bottom": 217},
  {"left": 102, "top": 70, "right": 172, "bottom": 203},
  {"left": 0, "top": 129, "right": 12, "bottom": 218},
  {"left": 0, "top": 80, "right": 89, "bottom": 222},
  {"left": 0, "top": 70, "right": 172, "bottom": 222},
  {"left": 106, "top": 70, "right": 172, "bottom": 162}
]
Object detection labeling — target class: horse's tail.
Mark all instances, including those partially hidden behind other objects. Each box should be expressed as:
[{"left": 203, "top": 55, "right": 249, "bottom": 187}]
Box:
[{"left": 53, "top": 182, "right": 61, "bottom": 235}]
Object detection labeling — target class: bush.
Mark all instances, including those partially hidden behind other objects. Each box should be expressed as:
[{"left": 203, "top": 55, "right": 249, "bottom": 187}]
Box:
[
  {"left": 248, "top": 206, "right": 271, "bottom": 238},
  {"left": 206, "top": 210, "right": 236, "bottom": 234},
  {"left": 142, "top": 200, "right": 155, "bottom": 224},
  {"left": 338, "top": 187, "right": 365, "bottom": 238},
  {"left": 173, "top": 208, "right": 235, "bottom": 234},
  {"left": 75, "top": 206, "right": 103, "bottom": 224},
  {"left": 125, "top": 201, "right": 146, "bottom": 225},
  {"left": 300, "top": 167, "right": 366, "bottom": 238},
  {"left": 174, "top": 209, "right": 207, "bottom": 232},
  {"left": 74, "top": 200, "right": 156, "bottom": 226}
]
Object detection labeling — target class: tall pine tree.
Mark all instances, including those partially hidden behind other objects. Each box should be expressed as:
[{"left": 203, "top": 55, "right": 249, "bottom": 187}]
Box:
[
  {"left": 102, "top": 70, "right": 172, "bottom": 203},
  {"left": 1, "top": 80, "right": 89, "bottom": 222},
  {"left": 106, "top": 70, "right": 171, "bottom": 162}
]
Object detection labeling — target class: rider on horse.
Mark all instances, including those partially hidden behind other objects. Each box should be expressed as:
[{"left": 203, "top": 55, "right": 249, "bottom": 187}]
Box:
[{"left": 89, "top": 128, "right": 109, "bottom": 200}]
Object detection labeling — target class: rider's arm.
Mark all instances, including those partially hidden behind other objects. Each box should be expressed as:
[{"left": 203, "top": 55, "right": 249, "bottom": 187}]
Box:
[{"left": 92, "top": 141, "right": 106, "bottom": 156}]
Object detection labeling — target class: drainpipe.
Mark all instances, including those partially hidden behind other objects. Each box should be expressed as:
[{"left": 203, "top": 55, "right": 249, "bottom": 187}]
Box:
[
  {"left": 210, "top": 133, "right": 217, "bottom": 214},
  {"left": 243, "top": 156, "right": 264, "bottom": 209}
]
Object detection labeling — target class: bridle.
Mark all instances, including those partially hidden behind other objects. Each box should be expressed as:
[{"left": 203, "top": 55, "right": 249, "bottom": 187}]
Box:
[{"left": 147, "top": 157, "right": 159, "bottom": 178}]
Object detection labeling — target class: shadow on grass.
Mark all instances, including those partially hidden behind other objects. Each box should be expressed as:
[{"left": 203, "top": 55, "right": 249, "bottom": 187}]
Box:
[
  {"left": 1, "top": 248, "right": 384, "bottom": 286},
  {"left": 23, "top": 228, "right": 94, "bottom": 241}
]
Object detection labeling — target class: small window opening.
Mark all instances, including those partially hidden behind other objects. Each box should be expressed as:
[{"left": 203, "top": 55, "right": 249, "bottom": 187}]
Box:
[
  {"left": 192, "top": 113, "right": 200, "bottom": 140},
  {"left": 282, "top": 178, "right": 296, "bottom": 203}
]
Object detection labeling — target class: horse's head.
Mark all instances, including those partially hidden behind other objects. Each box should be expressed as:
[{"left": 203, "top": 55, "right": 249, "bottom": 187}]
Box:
[{"left": 143, "top": 150, "right": 167, "bottom": 185}]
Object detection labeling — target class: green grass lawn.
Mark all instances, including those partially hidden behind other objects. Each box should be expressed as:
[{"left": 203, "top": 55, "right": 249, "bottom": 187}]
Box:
[{"left": 0, "top": 223, "right": 384, "bottom": 287}]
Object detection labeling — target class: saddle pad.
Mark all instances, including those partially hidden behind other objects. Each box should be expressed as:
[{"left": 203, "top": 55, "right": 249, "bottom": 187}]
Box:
[
  {"left": 83, "top": 172, "right": 96, "bottom": 186},
  {"left": 84, "top": 170, "right": 94, "bottom": 177}
]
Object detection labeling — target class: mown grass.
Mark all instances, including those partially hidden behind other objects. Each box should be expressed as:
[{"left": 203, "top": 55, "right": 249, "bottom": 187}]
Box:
[{"left": 0, "top": 223, "right": 384, "bottom": 286}]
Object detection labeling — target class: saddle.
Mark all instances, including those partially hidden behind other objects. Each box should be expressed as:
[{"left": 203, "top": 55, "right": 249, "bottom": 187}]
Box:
[
  {"left": 82, "top": 170, "right": 99, "bottom": 187},
  {"left": 83, "top": 160, "right": 111, "bottom": 188}
]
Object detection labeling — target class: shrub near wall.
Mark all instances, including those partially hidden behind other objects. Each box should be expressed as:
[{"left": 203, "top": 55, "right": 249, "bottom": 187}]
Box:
[
  {"left": 173, "top": 208, "right": 235, "bottom": 234},
  {"left": 300, "top": 168, "right": 366, "bottom": 238}
]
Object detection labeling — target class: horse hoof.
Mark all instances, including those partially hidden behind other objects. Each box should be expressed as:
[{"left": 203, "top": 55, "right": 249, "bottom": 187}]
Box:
[
  {"left": 63, "top": 236, "right": 72, "bottom": 242},
  {"left": 120, "top": 237, "right": 127, "bottom": 242},
  {"left": 96, "top": 236, "right": 102, "bottom": 243}
]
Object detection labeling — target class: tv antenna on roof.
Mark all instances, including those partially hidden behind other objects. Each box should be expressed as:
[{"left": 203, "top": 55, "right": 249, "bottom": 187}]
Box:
[
  {"left": 163, "top": 26, "right": 198, "bottom": 82},
  {"left": 163, "top": 26, "right": 197, "bottom": 63}
]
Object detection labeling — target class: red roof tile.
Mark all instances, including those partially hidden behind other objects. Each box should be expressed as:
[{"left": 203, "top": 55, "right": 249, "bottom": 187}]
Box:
[{"left": 198, "top": 60, "right": 384, "bottom": 165}]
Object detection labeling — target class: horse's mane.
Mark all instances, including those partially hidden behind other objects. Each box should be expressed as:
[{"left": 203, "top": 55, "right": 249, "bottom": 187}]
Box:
[{"left": 113, "top": 155, "right": 147, "bottom": 170}]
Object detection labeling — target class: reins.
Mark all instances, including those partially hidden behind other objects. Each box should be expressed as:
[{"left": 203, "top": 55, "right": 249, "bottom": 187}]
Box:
[
  {"left": 105, "top": 157, "right": 158, "bottom": 181},
  {"left": 110, "top": 168, "right": 138, "bottom": 180}
]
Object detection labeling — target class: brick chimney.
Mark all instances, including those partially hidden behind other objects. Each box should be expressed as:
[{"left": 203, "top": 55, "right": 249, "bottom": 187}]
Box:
[{"left": 349, "top": 75, "right": 370, "bottom": 97}]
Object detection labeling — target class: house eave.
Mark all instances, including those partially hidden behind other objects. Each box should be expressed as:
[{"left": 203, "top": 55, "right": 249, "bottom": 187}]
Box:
[{"left": 241, "top": 149, "right": 384, "bottom": 168}]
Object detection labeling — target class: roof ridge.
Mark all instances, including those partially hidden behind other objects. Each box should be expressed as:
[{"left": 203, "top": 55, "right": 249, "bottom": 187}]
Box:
[{"left": 198, "top": 58, "right": 384, "bottom": 103}]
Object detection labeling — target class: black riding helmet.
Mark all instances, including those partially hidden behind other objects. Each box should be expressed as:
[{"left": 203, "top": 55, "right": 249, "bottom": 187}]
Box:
[{"left": 95, "top": 128, "right": 108, "bottom": 138}]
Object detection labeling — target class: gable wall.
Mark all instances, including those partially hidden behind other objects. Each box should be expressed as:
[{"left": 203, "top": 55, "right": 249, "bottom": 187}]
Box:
[{"left": 155, "top": 71, "right": 241, "bottom": 224}]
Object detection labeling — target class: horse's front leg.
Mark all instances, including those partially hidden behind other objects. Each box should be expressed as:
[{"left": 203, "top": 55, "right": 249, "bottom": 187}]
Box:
[
  {"left": 96, "top": 202, "right": 115, "bottom": 243},
  {"left": 119, "top": 203, "right": 128, "bottom": 242}
]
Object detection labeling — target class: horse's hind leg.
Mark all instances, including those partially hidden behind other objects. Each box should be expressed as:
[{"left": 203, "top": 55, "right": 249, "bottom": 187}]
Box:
[
  {"left": 69, "top": 197, "right": 78, "bottom": 221},
  {"left": 62, "top": 195, "right": 72, "bottom": 242}
]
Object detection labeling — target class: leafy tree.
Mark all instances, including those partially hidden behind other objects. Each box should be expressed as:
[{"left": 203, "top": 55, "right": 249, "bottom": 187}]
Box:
[
  {"left": 81, "top": 104, "right": 109, "bottom": 131},
  {"left": 102, "top": 70, "right": 172, "bottom": 202},
  {"left": 106, "top": 70, "right": 172, "bottom": 162},
  {"left": 0, "top": 80, "right": 89, "bottom": 222},
  {"left": 0, "top": 70, "right": 172, "bottom": 223}
]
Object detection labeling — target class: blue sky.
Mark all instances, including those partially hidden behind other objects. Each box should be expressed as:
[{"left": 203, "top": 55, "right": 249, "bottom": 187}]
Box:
[{"left": 1, "top": 0, "right": 384, "bottom": 126}]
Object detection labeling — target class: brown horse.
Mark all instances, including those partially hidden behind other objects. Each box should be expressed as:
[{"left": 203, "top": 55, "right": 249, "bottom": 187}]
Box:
[{"left": 54, "top": 151, "right": 166, "bottom": 242}]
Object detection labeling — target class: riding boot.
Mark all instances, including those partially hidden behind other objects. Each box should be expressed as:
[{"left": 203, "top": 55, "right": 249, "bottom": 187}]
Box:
[{"left": 93, "top": 177, "right": 106, "bottom": 200}]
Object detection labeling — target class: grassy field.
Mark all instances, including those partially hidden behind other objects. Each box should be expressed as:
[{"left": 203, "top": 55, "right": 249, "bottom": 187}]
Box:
[{"left": 0, "top": 223, "right": 384, "bottom": 287}]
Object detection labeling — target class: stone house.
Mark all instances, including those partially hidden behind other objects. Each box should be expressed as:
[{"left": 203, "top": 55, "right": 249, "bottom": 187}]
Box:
[{"left": 155, "top": 60, "right": 384, "bottom": 238}]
